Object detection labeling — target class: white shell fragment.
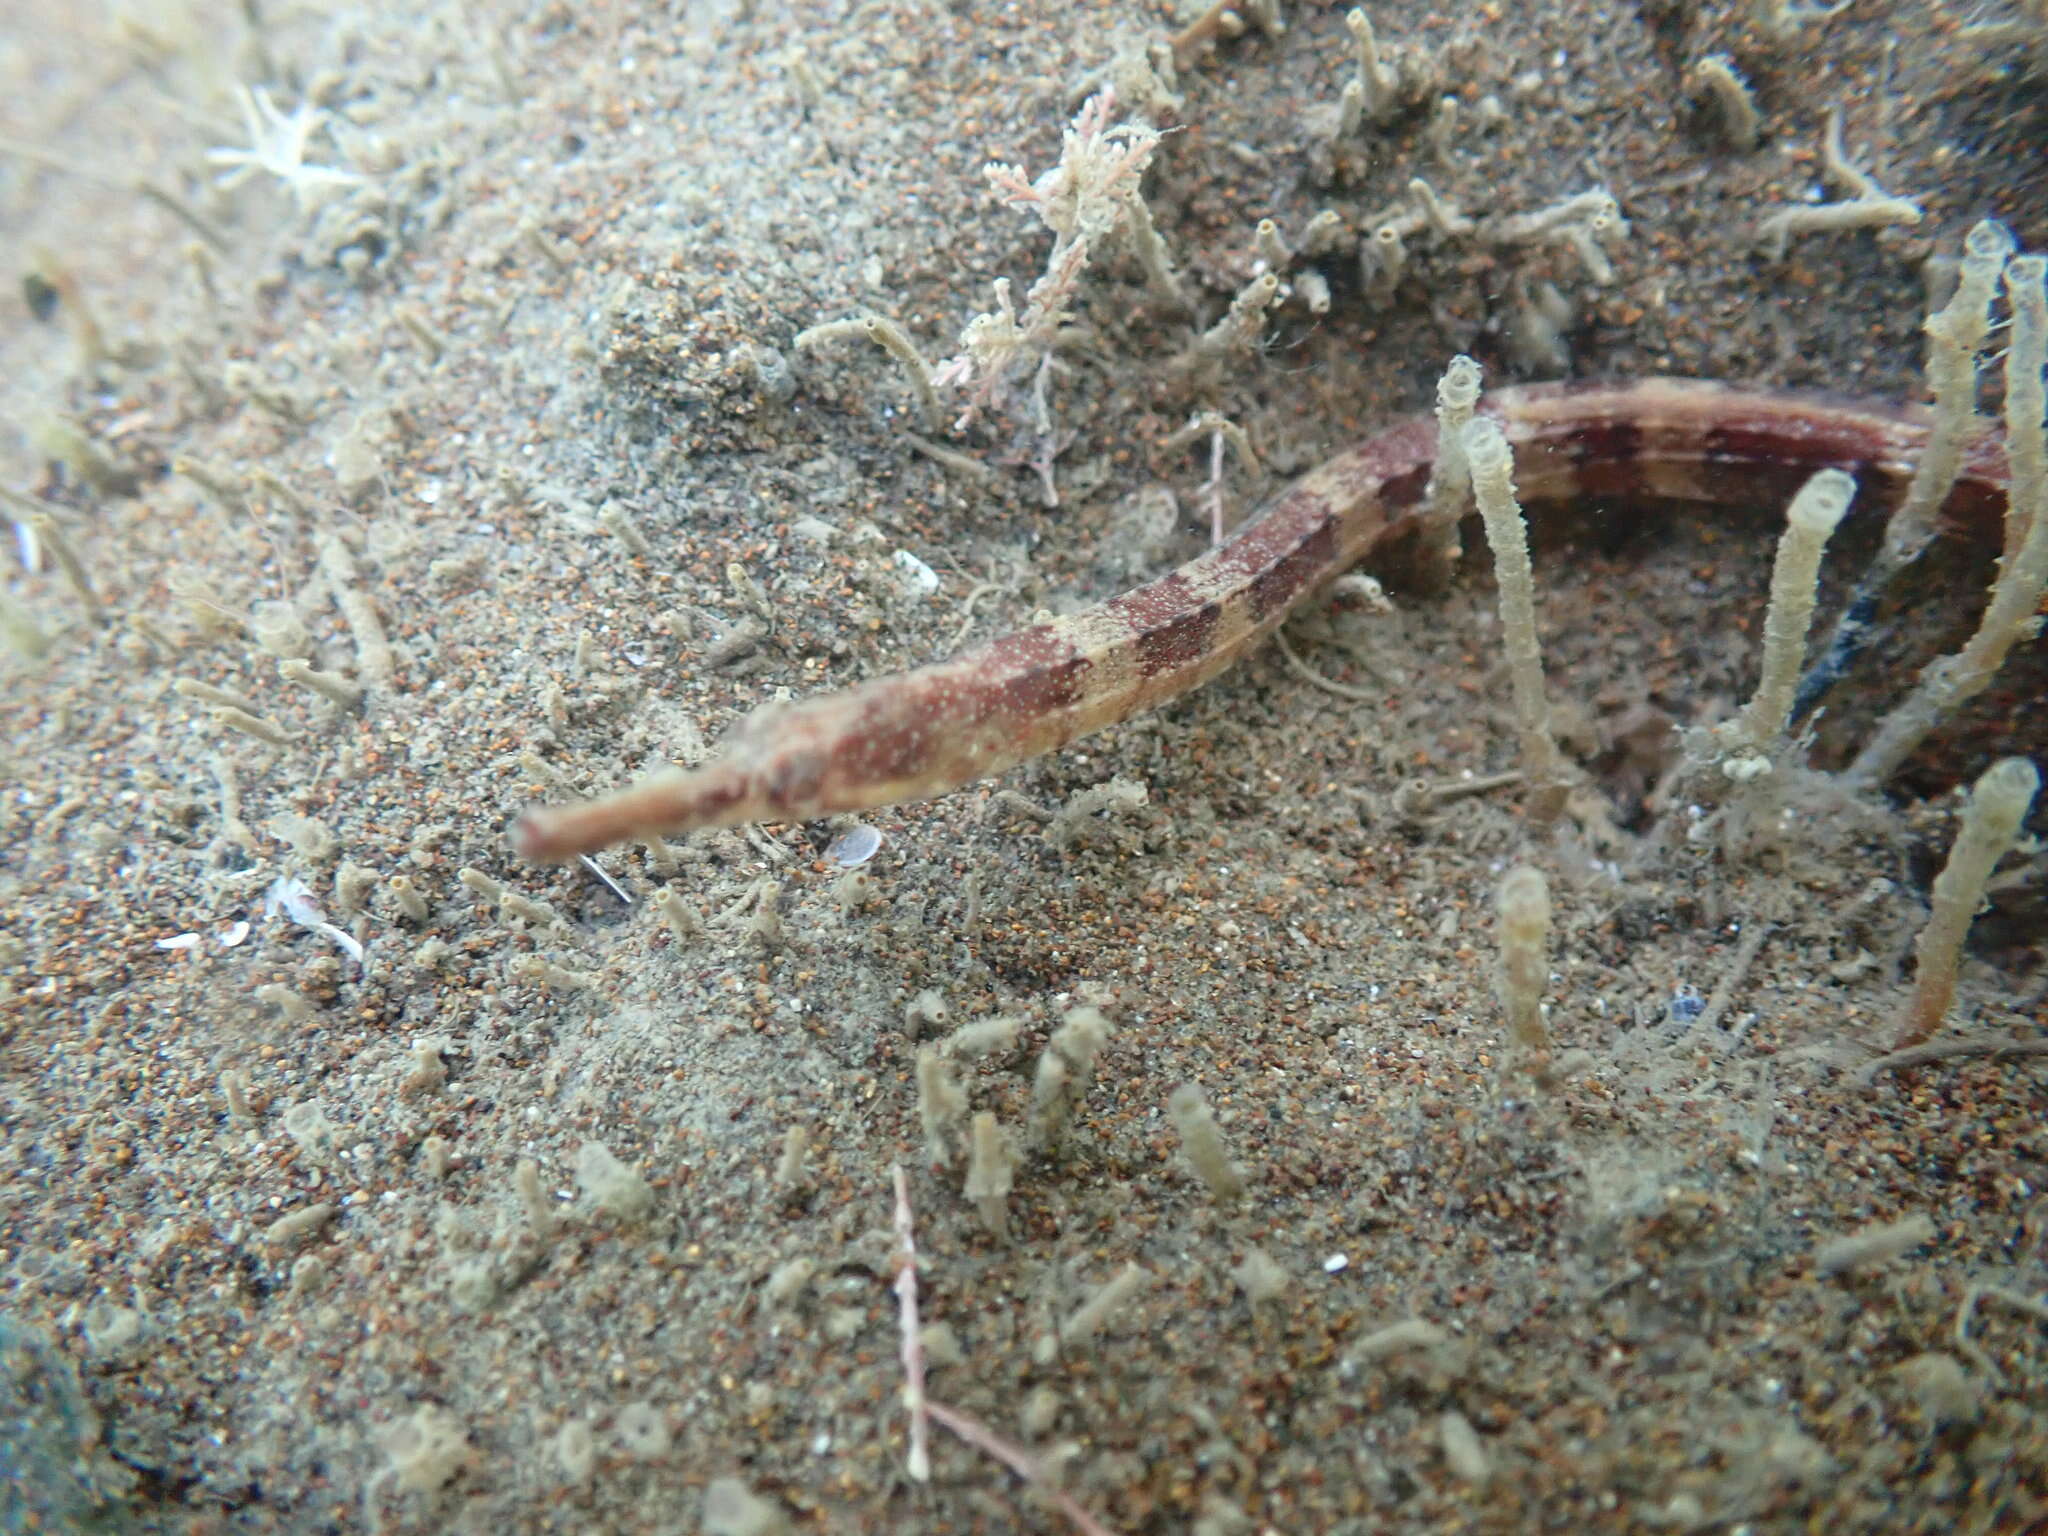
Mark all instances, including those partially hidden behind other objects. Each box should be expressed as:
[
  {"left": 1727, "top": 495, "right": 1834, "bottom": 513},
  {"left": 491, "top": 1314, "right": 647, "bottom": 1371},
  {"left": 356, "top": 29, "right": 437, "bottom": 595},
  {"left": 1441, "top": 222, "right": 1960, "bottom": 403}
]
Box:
[
  {"left": 826, "top": 823, "right": 882, "bottom": 867},
  {"left": 264, "top": 875, "right": 366, "bottom": 964},
  {"left": 892, "top": 549, "right": 940, "bottom": 595}
]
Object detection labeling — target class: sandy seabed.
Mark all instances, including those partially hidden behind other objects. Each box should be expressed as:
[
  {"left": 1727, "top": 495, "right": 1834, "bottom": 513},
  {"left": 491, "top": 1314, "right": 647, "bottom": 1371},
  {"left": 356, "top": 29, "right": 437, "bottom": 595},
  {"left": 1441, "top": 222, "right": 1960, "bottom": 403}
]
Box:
[{"left": 2, "top": 1, "right": 2045, "bottom": 1532}]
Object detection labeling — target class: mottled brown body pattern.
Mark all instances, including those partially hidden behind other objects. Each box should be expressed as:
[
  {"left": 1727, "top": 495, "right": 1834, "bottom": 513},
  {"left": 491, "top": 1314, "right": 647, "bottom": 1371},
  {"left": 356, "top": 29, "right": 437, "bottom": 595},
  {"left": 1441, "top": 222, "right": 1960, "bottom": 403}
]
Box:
[{"left": 515, "top": 380, "right": 2011, "bottom": 861}]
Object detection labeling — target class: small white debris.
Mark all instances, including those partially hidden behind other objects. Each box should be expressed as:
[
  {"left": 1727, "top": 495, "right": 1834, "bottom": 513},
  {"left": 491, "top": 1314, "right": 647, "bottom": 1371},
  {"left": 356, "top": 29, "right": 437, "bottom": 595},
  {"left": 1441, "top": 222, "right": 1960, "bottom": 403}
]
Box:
[
  {"left": 1324, "top": 1252, "right": 1349, "bottom": 1274},
  {"left": 264, "top": 875, "right": 366, "bottom": 964},
  {"left": 1721, "top": 751, "right": 1773, "bottom": 783},
  {"left": 577, "top": 854, "right": 634, "bottom": 906},
  {"left": 219, "top": 920, "right": 251, "bottom": 948},
  {"left": 155, "top": 932, "right": 201, "bottom": 951},
  {"left": 826, "top": 823, "right": 882, "bottom": 867},
  {"left": 892, "top": 549, "right": 940, "bottom": 595}
]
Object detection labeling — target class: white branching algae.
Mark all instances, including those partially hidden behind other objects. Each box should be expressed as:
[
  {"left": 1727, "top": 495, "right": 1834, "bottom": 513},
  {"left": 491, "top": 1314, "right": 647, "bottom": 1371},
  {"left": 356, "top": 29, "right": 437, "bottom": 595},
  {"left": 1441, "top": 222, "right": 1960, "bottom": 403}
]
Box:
[
  {"left": 653, "top": 886, "right": 704, "bottom": 941},
  {"left": 554, "top": 1419, "right": 596, "bottom": 1486},
  {"left": 1814, "top": 1212, "right": 1938, "bottom": 1276},
  {"left": 763, "top": 1255, "right": 816, "bottom": 1309},
  {"left": 248, "top": 599, "right": 312, "bottom": 660},
  {"left": 904, "top": 987, "right": 951, "bottom": 1041},
  {"left": 773, "top": 1125, "right": 811, "bottom": 1190},
  {"left": 385, "top": 874, "right": 429, "bottom": 924},
  {"left": 1895, "top": 758, "right": 2040, "bottom": 1050},
  {"left": 317, "top": 535, "right": 395, "bottom": 693},
  {"left": 1185, "top": 271, "right": 1282, "bottom": 369},
  {"left": 1851, "top": 249, "right": 2047, "bottom": 785},
  {"left": 915, "top": 1045, "right": 968, "bottom": 1166},
  {"left": 1421, "top": 353, "right": 1482, "bottom": 579},
  {"left": 1886, "top": 221, "right": 2016, "bottom": 570},
  {"left": 1033, "top": 1261, "right": 1153, "bottom": 1363},
  {"left": 1755, "top": 114, "right": 1926, "bottom": 260},
  {"left": 795, "top": 313, "right": 943, "bottom": 429},
  {"left": 612, "top": 1400, "right": 672, "bottom": 1459},
  {"left": 574, "top": 1141, "right": 655, "bottom": 1223},
  {"left": 365, "top": 1403, "right": 470, "bottom": 1521},
  {"left": 212, "top": 704, "right": 294, "bottom": 747},
  {"left": 1348, "top": 1318, "right": 1449, "bottom": 1367},
  {"left": 701, "top": 1478, "right": 790, "bottom": 1536},
  {"left": 1464, "top": 416, "right": 1568, "bottom": 824},
  {"left": 1741, "top": 470, "right": 1854, "bottom": 748},
  {"left": 1029, "top": 1005, "right": 1114, "bottom": 1150},
  {"left": 1167, "top": 1084, "right": 1248, "bottom": 1203},
  {"left": 1756, "top": 195, "right": 1924, "bottom": 262},
  {"left": 1230, "top": 1245, "right": 1291, "bottom": 1307},
  {"left": 26, "top": 513, "right": 99, "bottom": 619},
  {"left": 255, "top": 983, "right": 313, "bottom": 1025},
  {"left": 262, "top": 1202, "right": 335, "bottom": 1250},
  {"left": 513, "top": 1158, "right": 556, "bottom": 1239},
  {"left": 945, "top": 1012, "right": 1023, "bottom": 1060},
  {"left": 1439, "top": 1409, "right": 1493, "bottom": 1487},
  {"left": 1494, "top": 866, "right": 1553, "bottom": 1080},
  {"left": 963, "top": 1111, "right": 1015, "bottom": 1237},
  {"left": 1689, "top": 55, "right": 1761, "bottom": 152}
]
